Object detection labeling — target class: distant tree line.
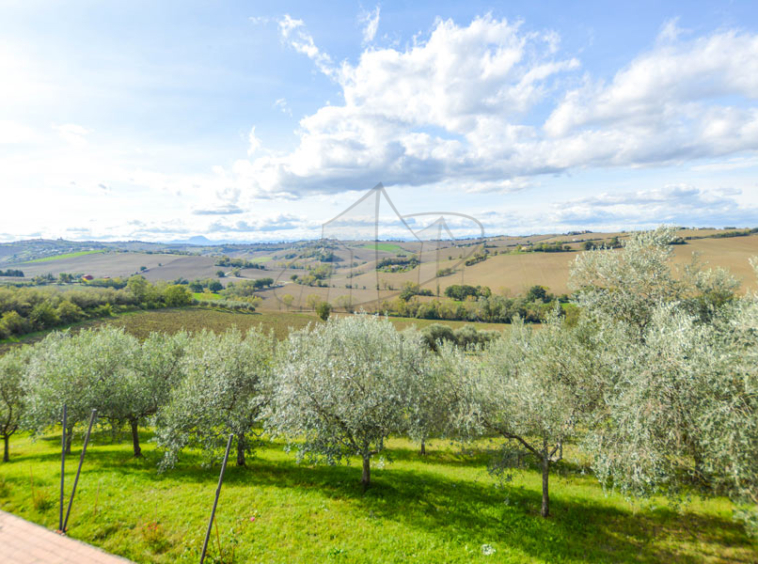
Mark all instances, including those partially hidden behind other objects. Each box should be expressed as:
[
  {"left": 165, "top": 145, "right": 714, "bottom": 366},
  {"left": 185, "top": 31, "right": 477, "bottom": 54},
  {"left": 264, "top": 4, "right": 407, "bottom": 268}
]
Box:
[
  {"left": 215, "top": 256, "right": 266, "bottom": 270},
  {"left": 519, "top": 241, "right": 572, "bottom": 252},
  {"left": 582, "top": 236, "right": 621, "bottom": 250},
  {"left": 0, "top": 276, "right": 194, "bottom": 340},
  {"left": 0, "top": 269, "right": 24, "bottom": 277},
  {"left": 292, "top": 265, "right": 333, "bottom": 287},
  {"left": 708, "top": 227, "right": 758, "bottom": 239}
]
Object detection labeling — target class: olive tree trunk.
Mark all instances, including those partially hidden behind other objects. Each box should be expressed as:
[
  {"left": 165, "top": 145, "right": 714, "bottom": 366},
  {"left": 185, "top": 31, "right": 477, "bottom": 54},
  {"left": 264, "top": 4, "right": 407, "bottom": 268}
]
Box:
[
  {"left": 130, "top": 420, "right": 142, "bottom": 457},
  {"left": 361, "top": 455, "right": 371, "bottom": 488},
  {"left": 541, "top": 453, "right": 550, "bottom": 518},
  {"left": 65, "top": 424, "right": 74, "bottom": 455},
  {"left": 2, "top": 435, "right": 9, "bottom": 462},
  {"left": 236, "top": 433, "right": 246, "bottom": 467}
]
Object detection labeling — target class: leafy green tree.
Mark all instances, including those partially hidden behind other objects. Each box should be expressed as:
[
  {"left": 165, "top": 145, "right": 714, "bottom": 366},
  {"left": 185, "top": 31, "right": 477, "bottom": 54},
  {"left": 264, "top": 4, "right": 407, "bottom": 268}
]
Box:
[
  {"left": 281, "top": 294, "right": 295, "bottom": 311},
  {"left": 571, "top": 229, "right": 758, "bottom": 536},
  {"left": 525, "top": 285, "right": 551, "bottom": 303},
  {"left": 29, "top": 302, "right": 60, "bottom": 330},
  {"left": 162, "top": 284, "right": 192, "bottom": 307},
  {"left": 114, "top": 332, "right": 189, "bottom": 456},
  {"left": 24, "top": 328, "right": 136, "bottom": 453},
  {"left": 156, "top": 328, "right": 274, "bottom": 468},
  {"left": 335, "top": 295, "right": 354, "bottom": 313},
  {"left": 457, "top": 314, "right": 586, "bottom": 517},
  {"left": 316, "top": 301, "right": 332, "bottom": 321},
  {"left": 127, "top": 275, "right": 149, "bottom": 301},
  {"left": 403, "top": 334, "right": 453, "bottom": 455},
  {"left": 569, "top": 227, "right": 684, "bottom": 334},
  {"left": 305, "top": 294, "right": 322, "bottom": 311},
  {"left": 268, "top": 316, "right": 416, "bottom": 487},
  {"left": 0, "top": 311, "right": 29, "bottom": 338},
  {"left": 55, "top": 300, "right": 83, "bottom": 324},
  {"left": 0, "top": 347, "right": 30, "bottom": 461}
]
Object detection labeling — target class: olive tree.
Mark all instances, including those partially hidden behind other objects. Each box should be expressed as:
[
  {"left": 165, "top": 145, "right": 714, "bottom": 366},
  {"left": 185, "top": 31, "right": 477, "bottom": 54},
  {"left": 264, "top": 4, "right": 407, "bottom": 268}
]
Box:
[
  {"left": 569, "top": 227, "right": 684, "bottom": 334},
  {"left": 403, "top": 331, "right": 470, "bottom": 456},
  {"left": 155, "top": 327, "right": 274, "bottom": 469},
  {"left": 572, "top": 230, "right": 758, "bottom": 535},
  {"left": 584, "top": 305, "right": 724, "bottom": 496},
  {"left": 24, "top": 329, "right": 137, "bottom": 453},
  {"left": 0, "top": 346, "right": 30, "bottom": 462},
  {"left": 570, "top": 226, "right": 741, "bottom": 335},
  {"left": 461, "top": 314, "right": 587, "bottom": 517},
  {"left": 267, "top": 315, "right": 417, "bottom": 487},
  {"left": 112, "top": 331, "right": 189, "bottom": 456}
]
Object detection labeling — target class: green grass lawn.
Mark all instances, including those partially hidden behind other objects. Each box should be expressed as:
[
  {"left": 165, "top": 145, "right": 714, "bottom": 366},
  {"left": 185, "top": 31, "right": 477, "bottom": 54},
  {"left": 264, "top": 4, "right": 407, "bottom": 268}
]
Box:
[
  {"left": 0, "top": 432, "right": 753, "bottom": 563},
  {"left": 23, "top": 250, "right": 107, "bottom": 263}
]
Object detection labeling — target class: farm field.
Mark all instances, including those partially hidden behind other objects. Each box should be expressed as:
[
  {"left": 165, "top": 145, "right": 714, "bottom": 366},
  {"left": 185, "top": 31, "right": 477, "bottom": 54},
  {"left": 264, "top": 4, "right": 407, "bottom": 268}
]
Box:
[
  {"left": 23, "top": 249, "right": 107, "bottom": 263},
  {"left": 0, "top": 431, "right": 753, "bottom": 564},
  {"left": 10, "top": 251, "right": 181, "bottom": 280},
  {"left": 4, "top": 231, "right": 757, "bottom": 311},
  {"left": 0, "top": 307, "right": 509, "bottom": 354},
  {"left": 356, "top": 242, "right": 409, "bottom": 253}
]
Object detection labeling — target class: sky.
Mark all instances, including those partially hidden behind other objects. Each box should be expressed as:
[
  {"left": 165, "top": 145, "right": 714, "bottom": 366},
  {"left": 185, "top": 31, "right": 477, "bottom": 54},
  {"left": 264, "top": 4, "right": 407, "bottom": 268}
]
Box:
[{"left": 1, "top": 0, "right": 758, "bottom": 243}]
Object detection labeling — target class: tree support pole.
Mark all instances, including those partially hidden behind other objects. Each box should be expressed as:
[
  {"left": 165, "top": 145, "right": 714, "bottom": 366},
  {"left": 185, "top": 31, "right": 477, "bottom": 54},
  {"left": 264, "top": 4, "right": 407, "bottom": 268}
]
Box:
[
  {"left": 200, "top": 434, "right": 233, "bottom": 564},
  {"left": 63, "top": 409, "right": 97, "bottom": 533},
  {"left": 58, "top": 405, "right": 66, "bottom": 533}
]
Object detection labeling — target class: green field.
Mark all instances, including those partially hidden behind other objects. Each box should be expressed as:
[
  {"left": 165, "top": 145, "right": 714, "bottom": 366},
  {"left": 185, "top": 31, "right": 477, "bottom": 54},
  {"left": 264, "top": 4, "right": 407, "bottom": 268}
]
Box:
[
  {"left": 192, "top": 292, "right": 221, "bottom": 300},
  {"left": 0, "top": 431, "right": 752, "bottom": 563},
  {"left": 358, "top": 242, "right": 407, "bottom": 253},
  {"left": 23, "top": 250, "right": 107, "bottom": 263},
  {"left": 250, "top": 256, "right": 272, "bottom": 263}
]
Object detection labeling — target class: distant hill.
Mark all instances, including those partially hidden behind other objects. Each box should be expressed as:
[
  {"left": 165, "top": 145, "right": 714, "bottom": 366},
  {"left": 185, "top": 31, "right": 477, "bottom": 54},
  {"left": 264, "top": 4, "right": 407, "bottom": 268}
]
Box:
[{"left": 2, "top": 228, "right": 757, "bottom": 308}]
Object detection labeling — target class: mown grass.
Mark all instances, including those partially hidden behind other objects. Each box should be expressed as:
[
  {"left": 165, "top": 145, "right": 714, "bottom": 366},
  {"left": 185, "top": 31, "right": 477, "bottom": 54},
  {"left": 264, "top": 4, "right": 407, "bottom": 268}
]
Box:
[
  {"left": 23, "top": 250, "right": 107, "bottom": 263},
  {"left": 0, "top": 431, "right": 754, "bottom": 563}
]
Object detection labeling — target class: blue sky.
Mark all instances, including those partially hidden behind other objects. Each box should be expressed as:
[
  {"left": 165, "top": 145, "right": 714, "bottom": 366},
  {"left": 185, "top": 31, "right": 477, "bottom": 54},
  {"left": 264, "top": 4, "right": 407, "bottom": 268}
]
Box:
[{"left": 1, "top": 0, "right": 758, "bottom": 242}]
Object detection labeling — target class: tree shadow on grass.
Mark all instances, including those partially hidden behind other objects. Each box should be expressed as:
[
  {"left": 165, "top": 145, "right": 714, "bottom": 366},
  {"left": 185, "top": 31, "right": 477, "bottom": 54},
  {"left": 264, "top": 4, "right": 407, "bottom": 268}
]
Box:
[
  {"left": 11, "top": 433, "right": 755, "bottom": 563},
  {"left": 60, "top": 442, "right": 754, "bottom": 563}
]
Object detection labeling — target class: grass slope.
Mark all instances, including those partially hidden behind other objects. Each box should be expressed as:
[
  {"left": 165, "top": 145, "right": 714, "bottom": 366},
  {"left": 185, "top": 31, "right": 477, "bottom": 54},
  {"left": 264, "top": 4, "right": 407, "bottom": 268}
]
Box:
[
  {"left": 0, "top": 432, "right": 753, "bottom": 563},
  {"left": 358, "top": 243, "right": 407, "bottom": 253},
  {"left": 23, "top": 250, "right": 107, "bottom": 263}
]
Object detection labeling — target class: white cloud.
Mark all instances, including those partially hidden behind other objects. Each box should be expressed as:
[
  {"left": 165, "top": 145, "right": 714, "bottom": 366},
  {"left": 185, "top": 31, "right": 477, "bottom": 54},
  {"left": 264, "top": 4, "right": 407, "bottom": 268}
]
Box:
[
  {"left": 52, "top": 123, "right": 92, "bottom": 146},
  {"left": 359, "top": 6, "right": 381, "bottom": 45},
  {"left": 229, "top": 16, "right": 758, "bottom": 200},
  {"left": 657, "top": 17, "right": 683, "bottom": 44},
  {"left": 248, "top": 14, "right": 579, "bottom": 197},
  {"left": 549, "top": 185, "right": 758, "bottom": 228},
  {"left": 274, "top": 98, "right": 292, "bottom": 115},
  {"left": 247, "top": 126, "right": 261, "bottom": 155},
  {"left": 278, "top": 14, "right": 333, "bottom": 74}
]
